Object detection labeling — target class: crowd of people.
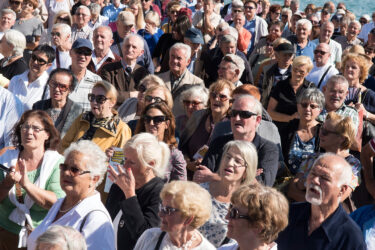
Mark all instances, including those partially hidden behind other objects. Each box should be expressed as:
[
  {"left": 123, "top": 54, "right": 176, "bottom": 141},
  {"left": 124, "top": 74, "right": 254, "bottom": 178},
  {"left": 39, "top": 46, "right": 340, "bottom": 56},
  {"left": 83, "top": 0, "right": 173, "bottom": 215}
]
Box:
[{"left": 0, "top": 0, "right": 375, "bottom": 249}]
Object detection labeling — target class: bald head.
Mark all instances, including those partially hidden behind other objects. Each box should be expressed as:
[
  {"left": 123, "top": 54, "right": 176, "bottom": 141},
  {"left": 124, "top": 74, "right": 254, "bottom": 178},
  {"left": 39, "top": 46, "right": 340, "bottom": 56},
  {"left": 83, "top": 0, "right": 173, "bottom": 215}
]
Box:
[
  {"left": 314, "top": 43, "right": 331, "bottom": 66},
  {"left": 320, "top": 21, "right": 334, "bottom": 42}
]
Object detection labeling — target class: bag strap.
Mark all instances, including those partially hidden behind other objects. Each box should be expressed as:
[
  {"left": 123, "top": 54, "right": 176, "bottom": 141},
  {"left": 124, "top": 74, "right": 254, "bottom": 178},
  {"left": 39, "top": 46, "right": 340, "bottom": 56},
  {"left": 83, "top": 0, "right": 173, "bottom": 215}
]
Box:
[
  {"left": 317, "top": 65, "right": 332, "bottom": 89},
  {"left": 79, "top": 209, "right": 108, "bottom": 233},
  {"left": 154, "top": 231, "right": 166, "bottom": 250}
]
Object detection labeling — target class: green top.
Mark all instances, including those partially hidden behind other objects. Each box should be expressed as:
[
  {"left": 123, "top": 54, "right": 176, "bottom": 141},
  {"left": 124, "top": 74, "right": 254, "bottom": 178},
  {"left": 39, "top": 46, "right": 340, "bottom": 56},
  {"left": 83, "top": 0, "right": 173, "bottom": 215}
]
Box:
[{"left": 0, "top": 158, "right": 65, "bottom": 235}]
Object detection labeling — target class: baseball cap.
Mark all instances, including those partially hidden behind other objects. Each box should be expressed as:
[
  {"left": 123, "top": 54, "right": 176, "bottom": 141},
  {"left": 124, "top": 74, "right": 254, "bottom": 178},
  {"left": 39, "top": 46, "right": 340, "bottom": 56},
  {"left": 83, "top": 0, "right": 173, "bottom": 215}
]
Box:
[
  {"left": 274, "top": 43, "right": 295, "bottom": 54},
  {"left": 117, "top": 11, "right": 135, "bottom": 26},
  {"left": 72, "top": 38, "right": 93, "bottom": 51},
  {"left": 185, "top": 27, "right": 204, "bottom": 44}
]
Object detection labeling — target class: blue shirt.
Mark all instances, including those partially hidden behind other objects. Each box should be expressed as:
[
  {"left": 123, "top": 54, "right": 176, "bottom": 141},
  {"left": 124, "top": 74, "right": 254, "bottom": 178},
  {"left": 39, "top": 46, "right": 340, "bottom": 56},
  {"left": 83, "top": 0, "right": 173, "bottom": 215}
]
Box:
[
  {"left": 102, "top": 4, "right": 125, "bottom": 22},
  {"left": 351, "top": 204, "right": 375, "bottom": 248},
  {"left": 137, "top": 28, "right": 164, "bottom": 55},
  {"left": 244, "top": 18, "right": 256, "bottom": 54},
  {"left": 277, "top": 202, "right": 366, "bottom": 250},
  {"left": 296, "top": 41, "right": 316, "bottom": 61}
]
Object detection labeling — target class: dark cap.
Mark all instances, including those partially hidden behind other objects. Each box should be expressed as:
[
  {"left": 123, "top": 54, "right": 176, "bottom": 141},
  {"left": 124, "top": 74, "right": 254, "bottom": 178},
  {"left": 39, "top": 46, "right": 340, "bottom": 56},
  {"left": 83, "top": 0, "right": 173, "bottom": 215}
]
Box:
[
  {"left": 370, "top": 28, "right": 375, "bottom": 34},
  {"left": 184, "top": 27, "right": 204, "bottom": 44},
  {"left": 72, "top": 38, "right": 93, "bottom": 51},
  {"left": 274, "top": 43, "right": 295, "bottom": 54}
]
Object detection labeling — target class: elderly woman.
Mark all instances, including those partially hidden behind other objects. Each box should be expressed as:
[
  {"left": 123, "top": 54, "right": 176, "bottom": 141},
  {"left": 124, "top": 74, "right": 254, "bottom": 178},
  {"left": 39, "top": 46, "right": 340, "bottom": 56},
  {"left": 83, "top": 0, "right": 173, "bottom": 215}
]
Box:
[
  {"left": 27, "top": 140, "right": 115, "bottom": 250},
  {"left": 288, "top": 112, "right": 361, "bottom": 212},
  {"left": 267, "top": 55, "right": 315, "bottom": 134},
  {"left": 134, "top": 180, "right": 215, "bottom": 249},
  {"left": 138, "top": 11, "right": 164, "bottom": 55},
  {"left": 35, "top": 225, "right": 87, "bottom": 250},
  {"left": 0, "top": 110, "right": 64, "bottom": 249},
  {"left": 0, "top": 29, "right": 28, "bottom": 85},
  {"left": 32, "top": 69, "right": 83, "bottom": 138},
  {"left": 135, "top": 102, "right": 187, "bottom": 181},
  {"left": 176, "top": 85, "right": 209, "bottom": 135},
  {"left": 199, "top": 140, "right": 258, "bottom": 247},
  {"left": 106, "top": 133, "right": 170, "bottom": 250},
  {"left": 218, "top": 184, "right": 289, "bottom": 250},
  {"left": 179, "top": 79, "right": 234, "bottom": 172},
  {"left": 267, "top": 4, "right": 282, "bottom": 26},
  {"left": 281, "top": 88, "right": 325, "bottom": 174},
  {"left": 161, "top": 1, "right": 181, "bottom": 34}
]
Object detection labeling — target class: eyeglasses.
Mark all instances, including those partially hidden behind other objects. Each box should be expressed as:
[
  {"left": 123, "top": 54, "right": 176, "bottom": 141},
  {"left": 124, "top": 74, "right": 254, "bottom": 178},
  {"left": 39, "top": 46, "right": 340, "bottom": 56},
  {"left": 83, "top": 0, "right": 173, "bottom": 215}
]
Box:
[
  {"left": 320, "top": 127, "right": 339, "bottom": 136},
  {"left": 49, "top": 81, "right": 70, "bottom": 92},
  {"left": 210, "top": 92, "right": 229, "bottom": 102},
  {"left": 141, "top": 0, "right": 150, "bottom": 2},
  {"left": 228, "top": 204, "right": 251, "bottom": 220},
  {"left": 272, "top": 12, "right": 281, "bottom": 15},
  {"left": 59, "top": 163, "right": 91, "bottom": 176},
  {"left": 51, "top": 32, "right": 61, "bottom": 37},
  {"left": 183, "top": 100, "right": 203, "bottom": 107},
  {"left": 88, "top": 94, "right": 108, "bottom": 104},
  {"left": 229, "top": 109, "right": 257, "bottom": 119},
  {"left": 145, "top": 95, "right": 165, "bottom": 103},
  {"left": 232, "top": 9, "right": 243, "bottom": 13},
  {"left": 314, "top": 50, "right": 328, "bottom": 55},
  {"left": 31, "top": 54, "right": 48, "bottom": 65},
  {"left": 244, "top": 6, "right": 255, "bottom": 10},
  {"left": 20, "top": 124, "right": 45, "bottom": 133},
  {"left": 299, "top": 102, "right": 320, "bottom": 109},
  {"left": 137, "top": 84, "right": 147, "bottom": 93},
  {"left": 75, "top": 12, "right": 88, "bottom": 17},
  {"left": 74, "top": 48, "right": 92, "bottom": 56},
  {"left": 159, "top": 204, "right": 179, "bottom": 215},
  {"left": 144, "top": 115, "right": 167, "bottom": 125},
  {"left": 10, "top": 0, "right": 22, "bottom": 5},
  {"left": 365, "top": 48, "right": 375, "bottom": 54},
  {"left": 225, "top": 153, "right": 247, "bottom": 168},
  {"left": 281, "top": 14, "right": 288, "bottom": 18},
  {"left": 170, "top": 10, "right": 179, "bottom": 15}
]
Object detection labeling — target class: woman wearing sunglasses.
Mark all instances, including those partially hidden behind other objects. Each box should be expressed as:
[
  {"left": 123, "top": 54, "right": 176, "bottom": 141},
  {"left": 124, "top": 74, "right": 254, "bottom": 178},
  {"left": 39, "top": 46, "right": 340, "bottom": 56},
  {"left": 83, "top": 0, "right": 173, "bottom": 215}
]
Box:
[
  {"left": 60, "top": 81, "right": 131, "bottom": 202},
  {"left": 106, "top": 133, "right": 170, "bottom": 250},
  {"left": 27, "top": 140, "right": 115, "bottom": 250},
  {"left": 199, "top": 140, "right": 258, "bottom": 247},
  {"left": 218, "top": 183, "right": 289, "bottom": 250},
  {"left": 135, "top": 102, "right": 187, "bottom": 181},
  {"left": 134, "top": 180, "right": 215, "bottom": 250},
  {"left": 0, "top": 110, "right": 64, "bottom": 249},
  {"left": 179, "top": 79, "right": 234, "bottom": 178}
]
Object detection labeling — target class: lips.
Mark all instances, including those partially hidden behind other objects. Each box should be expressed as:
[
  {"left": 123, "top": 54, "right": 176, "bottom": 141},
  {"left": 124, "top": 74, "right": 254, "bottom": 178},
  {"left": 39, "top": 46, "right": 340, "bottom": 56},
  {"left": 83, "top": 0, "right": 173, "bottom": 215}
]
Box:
[{"left": 224, "top": 168, "right": 234, "bottom": 174}]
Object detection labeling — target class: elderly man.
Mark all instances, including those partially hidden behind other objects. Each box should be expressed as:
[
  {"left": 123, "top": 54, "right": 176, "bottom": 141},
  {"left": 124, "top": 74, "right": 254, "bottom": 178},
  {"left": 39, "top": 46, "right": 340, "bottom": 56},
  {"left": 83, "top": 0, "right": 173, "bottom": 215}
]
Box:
[
  {"left": 69, "top": 38, "right": 102, "bottom": 111},
  {"left": 218, "top": 54, "right": 245, "bottom": 87},
  {"left": 71, "top": 5, "right": 93, "bottom": 42},
  {"left": 158, "top": 43, "right": 204, "bottom": 116},
  {"left": 287, "top": 19, "right": 316, "bottom": 61},
  {"left": 196, "top": 94, "right": 279, "bottom": 186},
  {"left": 48, "top": 23, "right": 72, "bottom": 73},
  {"left": 184, "top": 27, "right": 205, "bottom": 77},
  {"left": 312, "top": 21, "right": 342, "bottom": 68},
  {"left": 250, "top": 21, "right": 283, "bottom": 57},
  {"left": 335, "top": 20, "right": 363, "bottom": 51},
  {"left": 282, "top": 11, "right": 303, "bottom": 38},
  {"left": 88, "top": 3, "right": 109, "bottom": 30},
  {"left": 306, "top": 43, "right": 339, "bottom": 89},
  {"left": 8, "top": 44, "right": 55, "bottom": 110},
  {"left": 290, "top": 0, "right": 299, "bottom": 14},
  {"left": 358, "top": 12, "right": 375, "bottom": 43},
  {"left": 277, "top": 153, "right": 366, "bottom": 249},
  {"left": 0, "top": 9, "right": 16, "bottom": 39},
  {"left": 88, "top": 26, "right": 121, "bottom": 75},
  {"left": 102, "top": 34, "right": 149, "bottom": 106}
]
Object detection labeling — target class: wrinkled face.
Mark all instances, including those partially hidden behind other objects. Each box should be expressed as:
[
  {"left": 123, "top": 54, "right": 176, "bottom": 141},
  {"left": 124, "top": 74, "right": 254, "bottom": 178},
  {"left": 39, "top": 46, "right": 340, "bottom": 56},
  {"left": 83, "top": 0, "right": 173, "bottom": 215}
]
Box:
[
  {"left": 218, "top": 61, "right": 238, "bottom": 82},
  {"left": 314, "top": 44, "right": 330, "bottom": 66},
  {"left": 183, "top": 96, "right": 205, "bottom": 117},
  {"left": 51, "top": 27, "right": 70, "bottom": 47},
  {"left": 0, "top": 13, "right": 15, "bottom": 31},
  {"left": 343, "top": 59, "right": 361, "bottom": 83},
  {"left": 93, "top": 27, "right": 113, "bottom": 52},
  {"left": 49, "top": 73, "right": 71, "bottom": 103},
  {"left": 296, "top": 24, "right": 311, "bottom": 41},
  {"left": 159, "top": 195, "right": 187, "bottom": 234},
  {"left": 230, "top": 98, "right": 260, "bottom": 139},
  {"left": 122, "top": 36, "right": 144, "bottom": 62},
  {"left": 220, "top": 42, "right": 236, "bottom": 55},
  {"left": 269, "top": 24, "right": 282, "bottom": 37},
  {"left": 0, "top": 36, "right": 14, "bottom": 57},
  {"left": 320, "top": 23, "right": 334, "bottom": 41},
  {"left": 291, "top": 64, "right": 309, "bottom": 83},
  {"left": 89, "top": 86, "right": 114, "bottom": 118},
  {"left": 347, "top": 22, "right": 361, "bottom": 37},
  {"left": 20, "top": 116, "right": 50, "bottom": 150},
  {"left": 29, "top": 51, "right": 51, "bottom": 76},
  {"left": 169, "top": 48, "right": 189, "bottom": 76},
  {"left": 74, "top": 8, "right": 90, "bottom": 27},
  {"left": 123, "top": 146, "right": 150, "bottom": 179},
  {"left": 141, "top": 0, "right": 152, "bottom": 11},
  {"left": 70, "top": 47, "right": 92, "bottom": 69},
  {"left": 270, "top": 9, "right": 281, "bottom": 21},
  {"left": 36, "top": 242, "right": 62, "bottom": 250},
  {"left": 233, "top": 14, "right": 245, "bottom": 27},
  {"left": 210, "top": 87, "right": 231, "bottom": 117},
  {"left": 275, "top": 52, "right": 294, "bottom": 69},
  {"left": 297, "top": 100, "right": 321, "bottom": 122},
  {"left": 219, "top": 146, "right": 247, "bottom": 183},
  {"left": 225, "top": 203, "right": 252, "bottom": 240},
  {"left": 116, "top": 21, "right": 135, "bottom": 38},
  {"left": 244, "top": 2, "right": 256, "bottom": 20},
  {"left": 144, "top": 108, "right": 169, "bottom": 141},
  {"left": 323, "top": 82, "right": 348, "bottom": 111}
]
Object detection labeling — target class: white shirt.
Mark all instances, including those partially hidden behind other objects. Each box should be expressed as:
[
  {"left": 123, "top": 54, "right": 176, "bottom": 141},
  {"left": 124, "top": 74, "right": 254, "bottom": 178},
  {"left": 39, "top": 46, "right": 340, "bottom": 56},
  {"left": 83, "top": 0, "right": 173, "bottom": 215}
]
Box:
[
  {"left": 218, "top": 242, "right": 278, "bottom": 250},
  {"left": 358, "top": 22, "right": 375, "bottom": 43},
  {"left": 88, "top": 15, "right": 110, "bottom": 30},
  {"left": 27, "top": 192, "right": 115, "bottom": 250},
  {"left": 305, "top": 62, "right": 339, "bottom": 90},
  {"left": 91, "top": 50, "right": 115, "bottom": 71},
  {"left": 47, "top": 49, "right": 72, "bottom": 73},
  {"left": 311, "top": 39, "right": 342, "bottom": 64},
  {"left": 8, "top": 70, "right": 50, "bottom": 110}
]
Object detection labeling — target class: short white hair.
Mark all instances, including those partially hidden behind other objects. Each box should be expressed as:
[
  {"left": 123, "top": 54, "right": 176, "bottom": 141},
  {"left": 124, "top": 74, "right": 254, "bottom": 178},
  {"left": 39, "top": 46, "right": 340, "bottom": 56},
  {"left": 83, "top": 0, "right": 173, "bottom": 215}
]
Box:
[
  {"left": 94, "top": 25, "right": 113, "bottom": 39},
  {"left": 1, "top": 8, "right": 16, "bottom": 20},
  {"left": 349, "top": 20, "right": 361, "bottom": 30},
  {"left": 234, "top": 94, "right": 263, "bottom": 115},
  {"left": 326, "top": 75, "right": 349, "bottom": 90},
  {"left": 64, "top": 140, "right": 108, "bottom": 188},
  {"left": 296, "top": 19, "right": 312, "bottom": 31},
  {"left": 180, "top": 85, "right": 209, "bottom": 107},
  {"left": 36, "top": 225, "right": 87, "bottom": 250},
  {"left": 223, "top": 54, "right": 245, "bottom": 76},
  {"left": 89, "top": 3, "right": 101, "bottom": 14},
  {"left": 228, "top": 27, "right": 239, "bottom": 41},
  {"left": 123, "top": 33, "right": 144, "bottom": 50},
  {"left": 282, "top": 8, "right": 292, "bottom": 16},
  {"left": 76, "top": 5, "right": 91, "bottom": 15},
  {"left": 125, "top": 133, "right": 170, "bottom": 178},
  {"left": 170, "top": 43, "right": 191, "bottom": 62},
  {"left": 220, "top": 34, "right": 237, "bottom": 45},
  {"left": 52, "top": 23, "right": 71, "bottom": 36},
  {"left": 3, "top": 29, "right": 26, "bottom": 56}
]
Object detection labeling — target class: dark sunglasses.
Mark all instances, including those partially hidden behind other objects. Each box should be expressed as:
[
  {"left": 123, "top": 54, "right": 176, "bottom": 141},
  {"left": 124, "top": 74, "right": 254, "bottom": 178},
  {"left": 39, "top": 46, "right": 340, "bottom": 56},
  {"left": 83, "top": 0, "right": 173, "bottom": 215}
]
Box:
[
  {"left": 74, "top": 48, "right": 92, "bottom": 56},
  {"left": 31, "top": 54, "right": 48, "bottom": 65},
  {"left": 60, "top": 163, "right": 91, "bottom": 176},
  {"left": 314, "top": 50, "right": 328, "bottom": 55},
  {"left": 183, "top": 100, "right": 202, "bottom": 107},
  {"left": 51, "top": 32, "right": 61, "bottom": 37},
  {"left": 10, "top": 1, "right": 21, "bottom": 5},
  {"left": 229, "top": 109, "right": 257, "bottom": 119},
  {"left": 232, "top": 9, "right": 243, "bottom": 13},
  {"left": 88, "top": 94, "right": 108, "bottom": 104},
  {"left": 228, "top": 204, "right": 251, "bottom": 220},
  {"left": 299, "top": 102, "right": 320, "bottom": 109},
  {"left": 57, "top": 16, "right": 70, "bottom": 23},
  {"left": 272, "top": 12, "right": 281, "bottom": 15},
  {"left": 144, "top": 115, "right": 167, "bottom": 124},
  {"left": 145, "top": 95, "right": 165, "bottom": 103},
  {"left": 281, "top": 14, "right": 288, "bottom": 18},
  {"left": 210, "top": 92, "right": 229, "bottom": 102},
  {"left": 159, "top": 204, "right": 179, "bottom": 215},
  {"left": 320, "top": 127, "right": 339, "bottom": 136},
  {"left": 48, "top": 81, "right": 70, "bottom": 92},
  {"left": 137, "top": 84, "right": 147, "bottom": 93}
]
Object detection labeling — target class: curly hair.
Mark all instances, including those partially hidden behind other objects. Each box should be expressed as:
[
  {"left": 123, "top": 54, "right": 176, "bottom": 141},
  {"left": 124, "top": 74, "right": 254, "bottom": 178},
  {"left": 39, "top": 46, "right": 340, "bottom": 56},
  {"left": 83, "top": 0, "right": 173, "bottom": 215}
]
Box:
[
  {"left": 325, "top": 112, "right": 356, "bottom": 150},
  {"left": 342, "top": 52, "right": 371, "bottom": 83},
  {"left": 207, "top": 79, "right": 235, "bottom": 113},
  {"left": 231, "top": 183, "right": 289, "bottom": 244},
  {"left": 12, "top": 110, "right": 60, "bottom": 151}
]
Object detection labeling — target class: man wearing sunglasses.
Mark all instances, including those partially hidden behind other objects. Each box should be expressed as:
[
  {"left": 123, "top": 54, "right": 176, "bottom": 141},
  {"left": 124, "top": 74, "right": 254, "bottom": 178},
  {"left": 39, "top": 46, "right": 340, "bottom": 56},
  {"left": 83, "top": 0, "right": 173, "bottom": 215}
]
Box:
[
  {"left": 305, "top": 43, "right": 338, "bottom": 90},
  {"left": 48, "top": 23, "right": 72, "bottom": 73},
  {"left": 196, "top": 95, "right": 279, "bottom": 187},
  {"left": 8, "top": 44, "right": 55, "bottom": 110}
]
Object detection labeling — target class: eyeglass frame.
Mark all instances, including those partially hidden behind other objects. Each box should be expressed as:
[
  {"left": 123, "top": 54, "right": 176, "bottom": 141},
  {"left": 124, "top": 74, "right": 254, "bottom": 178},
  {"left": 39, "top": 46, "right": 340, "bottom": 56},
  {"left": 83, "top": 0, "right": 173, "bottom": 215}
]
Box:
[
  {"left": 31, "top": 54, "right": 48, "bottom": 66},
  {"left": 159, "top": 203, "right": 179, "bottom": 215},
  {"left": 228, "top": 204, "right": 251, "bottom": 220},
  {"left": 59, "top": 163, "right": 91, "bottom": 176},
  {"left": 88, "top": 93, "right": 109, "bottom": 104},
  {"left": 20, "top": 124, "right": 45, "bottom": 133}
]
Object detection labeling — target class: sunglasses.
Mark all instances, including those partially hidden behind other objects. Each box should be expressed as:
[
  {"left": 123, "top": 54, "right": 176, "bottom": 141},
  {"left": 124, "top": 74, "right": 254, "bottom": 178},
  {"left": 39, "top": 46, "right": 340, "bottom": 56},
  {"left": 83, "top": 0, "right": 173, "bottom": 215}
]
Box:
[
  {"left": 229, "top": 109, "right": 257, "bottom": 119},
  {"left": 57, "top": 16, "right": 70, "bottom": 23},
  {"left": 314, "top": 50, "right": 328, "bottom": 55},
  {"left": 74, "top": 48, "right": 92, "bottom": 56},
  {"left": 60, "top": 163, "right": 91, "bottom": 176},
  {"left": 265, "top": 42, "right": 273, "bottom": 47},
  {"left": 183, "top": 100, "right": 203, "bottom": 107},
  {"left": 159, "top": 204, "right": 179, "bottom": 215},
  {"left": 320, "top": 127, "right": 339, "bottom": 136},
  {"left": 137, "top": 84, "right": 147, "bottom": 93},
  {"left": 281, "top": 14, "right": 288, "bottom": 18},
  {"left": 228, "top": 204, "right": 251, "bottom": 220},
  {"left": 170, "top": 10, "right": 179, "bottom": 15},
  {"left": 51, "top": 32, "right": 61, "bottom": 37},
  {"left": 31, "top": 54, "right": 48, "bottom": 65},
  {"left": 233, "top": 9, "right": 243, "bottom": 13},
  {"left": 88, "top": 94, "right": 108, "bottom": 104},
  {"left": 144, "top": 115, "right": 167, "bottom": 125},
  {"left": 299, "top": 102, "right": 320, "bottom": 109},
  {"left": 365, "top": 48, "right": 375, "bottom": 54},
  {"left": 10, "top": 1, "right": 21, "bottom": 5},
  {"left": 145, "top": 95, "right": 165, "bottom": 103},
  {"left": 272, "top": 12, "right": 281, "bottom": 15},
  {"left": 49, "top": 81, "right": 70, "bottom": 92},
  {"left": 210, "top": 92, "right": 229, "bottom": 102},
  {"left": 20, "top": 124, "right": 44, "bottom": 133}
]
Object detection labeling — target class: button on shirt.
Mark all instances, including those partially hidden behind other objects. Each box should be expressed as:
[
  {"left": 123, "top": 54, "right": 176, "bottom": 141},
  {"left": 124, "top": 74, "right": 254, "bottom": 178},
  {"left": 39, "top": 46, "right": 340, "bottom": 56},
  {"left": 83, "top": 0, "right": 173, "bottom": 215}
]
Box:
[
  {"left": 8, "top": 70, "right": 50, "bottom": 110},
  {"left": 276, "top": 202, "right": 366, "bottom": 250}
]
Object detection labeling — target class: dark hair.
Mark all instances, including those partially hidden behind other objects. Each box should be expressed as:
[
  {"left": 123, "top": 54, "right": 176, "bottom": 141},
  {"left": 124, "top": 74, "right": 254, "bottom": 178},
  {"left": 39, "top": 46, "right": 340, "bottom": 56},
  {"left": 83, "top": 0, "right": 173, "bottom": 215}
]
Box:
[
  {"left": 269, "top": 20, "right": 284, "bottom": 31},
  {"left": 12, "top": 110, "right": 60, "bottom": 151},
  {"left": 266, "top": 33, "right": 279, "bottom": 43},
  {"left": 24, "top": 0, "right": 39, "bottom": 9},
  {"left": 269, "top": 4, "right": 281, "bottom": 13},
  {"left": 48, "top": 68, "right": 77, "bottom": 91},
  {"left": 33, "top": 44, "right": 56, "bottom": 63},
  {"left": 244, "top": 0, "right": 257, "bottom": 8},
  {"left": 172, "top": 15, "right": 191, "bottom": 38},
  {"left": 135, "top": 102, "right": 177, "bottom": 148}
]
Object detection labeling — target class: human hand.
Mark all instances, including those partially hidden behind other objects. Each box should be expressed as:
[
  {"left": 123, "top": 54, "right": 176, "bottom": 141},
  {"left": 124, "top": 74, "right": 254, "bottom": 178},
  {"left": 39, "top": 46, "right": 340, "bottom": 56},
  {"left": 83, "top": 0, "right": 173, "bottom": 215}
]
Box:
[
  {"left": 16, "top": 159, "right": 31, "bottom": 189},
  {"left": 354, "top": 103, "right": 366, "bottom": 115},
  {"left": 145, "top": 23, "right": 156, "bottom": 35},
  {"left": 108, "top": 164, "right": 136, "bottom": 198},
  {"left": 256, "top": 168, "right": 263, "bottom": 176},
  {"left": 193, "top": 165, "right": 214, "bottom": 183}
]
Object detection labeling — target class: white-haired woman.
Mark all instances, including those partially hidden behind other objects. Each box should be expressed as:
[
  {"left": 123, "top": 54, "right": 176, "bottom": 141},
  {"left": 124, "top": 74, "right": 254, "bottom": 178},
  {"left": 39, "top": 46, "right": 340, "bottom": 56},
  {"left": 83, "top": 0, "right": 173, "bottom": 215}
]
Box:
[
  {"left": 0, "top": 29, "right": 28, "bottom": 85},
  {"left": 199, "top": 140, "right": 258, "bottom": 247},
  {"left": 134, "top": 180, "right": 215, "bottom": 250},
  {"left": 27, "top": 140, "right": 116, "bottom": 250},
  {"left": 36, "top": 225, "right": 87, "bottom": 250},
  {"left": 106, "top": 133, "right": 170, "bottom": 250}
]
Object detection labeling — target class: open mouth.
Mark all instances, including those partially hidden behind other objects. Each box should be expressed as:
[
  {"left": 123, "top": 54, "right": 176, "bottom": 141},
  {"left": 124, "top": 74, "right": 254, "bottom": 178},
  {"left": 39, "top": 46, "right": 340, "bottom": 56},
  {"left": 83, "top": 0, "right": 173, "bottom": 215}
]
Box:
[{"left": 224, "top": 168, "right": 234, "bottom": 174}]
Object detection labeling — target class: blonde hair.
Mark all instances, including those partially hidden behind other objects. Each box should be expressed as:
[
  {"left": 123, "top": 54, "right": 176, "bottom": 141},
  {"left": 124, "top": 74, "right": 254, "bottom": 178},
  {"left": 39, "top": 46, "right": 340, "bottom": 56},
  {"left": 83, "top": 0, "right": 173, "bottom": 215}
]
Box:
[
  {"left": 342, "top": 52, "right": 371, "bottom": 83},
  {"left": 160, "top": 181, "right": 212, "bottom": 229},
  {"left": 93, "top": 81, "right": 118, "bottom": 104},
  {"left": 292, "top": 55, "right": 313, "bottom": 73},
  {"left": 325, "top": 112, "right": 356, "bottom": 150},
  {"left": 145, "top": 11, "right": 160, "bottom": 27},
  {"left": 127, "top": 0, "right": 146, "bottom": 30},
  {"left": 207, "top": 79, "right": 235, "bottom": 111},
  {"left": 140, "top": 74, "right": 166, "bottom": 88}
]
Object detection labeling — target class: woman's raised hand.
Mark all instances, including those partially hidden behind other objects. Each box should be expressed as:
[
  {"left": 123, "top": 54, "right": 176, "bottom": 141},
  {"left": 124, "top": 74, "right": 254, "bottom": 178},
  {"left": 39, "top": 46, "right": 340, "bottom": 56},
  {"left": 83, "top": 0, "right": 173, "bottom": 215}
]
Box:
[
  {"left": 15, "top": 159, "right": 31, "bottom": 188},
  {"left": 108, "top": 164, "right": 136, "bottom": 198}
]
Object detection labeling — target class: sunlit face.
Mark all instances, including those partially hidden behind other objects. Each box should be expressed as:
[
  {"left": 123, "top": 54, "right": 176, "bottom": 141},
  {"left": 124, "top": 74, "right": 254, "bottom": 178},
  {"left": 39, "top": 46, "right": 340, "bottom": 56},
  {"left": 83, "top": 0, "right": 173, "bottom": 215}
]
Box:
[
  {"left": 297, "top": 101, "right": 321, "bottom": 122},
  {"left": 218, "top": 61, "right": 238, "bottom": 83},
  {"left": 144, "top": 88, "right": 166, "bottom": 107},
  {"left": 244, "top": 2, "right": 256, "bottom": 20},
  {"left": 203, "top": 0, "right": 214, "bottom": 13},
  {"left": 93, "top": 27, "right": 113, "bottom": 53},
  {"left": 210, "top": 87, "right": 231, "bottom": 117},
  {"left": 296, "top": 24, "right": 311, "bottom": 41},
  {"left": 275, "top": 52, "right": 294, "bottom": 69},
  {"left": 122, "top": 36, "right": 144, "bottom": 62},
  {"left": 169, "top": 48, "right": 190, "bottom": 76},
  {"left": 291, "top": 64, "right": 309, "bottom": 83},
  {"left": 320, "top": 23, "right": 334, "bottom": 41},
  {"left": 159, "top": 195, "right": 187, "bottom": 234},
  {"left": 184, "top": 38, "right": 201, "bottom": 56},
  {"left": 343, "top": 59, "right": 361, "bottom": 83},
  {"left": 36, "top": 242, "right": 63, "bottom": 250},
  {"left": 51, "top": 27, "right": 70, "bottom": 47},
  {"left": 89, "top": 87, "right": 114, "bottom": 118},
  {"left": 20, "top": 1, "right": 35, "bottom": 15},
  {"left": 20, "top": 116, "right": 50, "bottom": 150},
  {"left": 49, "top": 73, "right": 72, "bottom": 103},
  {"left": 220, "top": 42, "right": 236, "bottom": 55},
  {"left": 183, "top": 97, "right": 205, "bottom": 117},
  {"left": 323, "top": 82, "right": 348, "bottom": 111},
  {"left": 70, "top": 47, "right": 92, "bottom": 69},
  {"left": 226, "top": 203, "right": 253, "bottom": 240},
  {"left": 0, "top": 36, "right": 14, "bottom": 57},
  {"left": 141, "top": 0, "right": 152, "bottom": 11},
  {"left": 0, "top": 13, "right": 15, "bottom": 31},
  {"left": 347, "top": 22, "right": 361, "bottom": 38},
  {"left": 74, "top": 8, "right": 90, "bottom": 27},
  {"left": 144, "top": 108, "right": 169, "bottom": 141},
  {"left": 219, "top": 147, "right": 247, "bottom": 183},
  {"left": 318, "top": 119, "right": 343, "bottom": 151},
  {"left": 269, "top": 24, "right": 282, "bottom": 37},
  {"left": 314, "top": 44, "right": 330, "bottom": 66},
  {"left": 230, "top": 98, "right": 261, "bottom": 139},
  {"left": 123, "top": 146, "right": 151, "bottom": 179},
  {"left": 129, "top": 4, "right": 139, "bottom": 16},
  {"left": 29, "top": 51, "right": 51, "bottom": 76}
]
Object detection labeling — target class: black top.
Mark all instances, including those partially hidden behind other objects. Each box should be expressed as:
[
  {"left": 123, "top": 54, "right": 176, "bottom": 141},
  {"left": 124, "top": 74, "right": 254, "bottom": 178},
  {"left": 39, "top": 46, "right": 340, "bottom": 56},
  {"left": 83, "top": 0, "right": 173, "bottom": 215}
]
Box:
[
  {"left": 201, "top": 133, "right": 279, "bottom": 186},
  {"left": 152, "top": 33, "right": 179, "bottom": 73},
  {"left": 106, "top": 177, "right": 164, "bottom": 250},
  {"left": 276, "top": 202, "right": 366, "bottom": 250},
  {"left": 0, "top": 58, "right": 28, "bottom": 80}
]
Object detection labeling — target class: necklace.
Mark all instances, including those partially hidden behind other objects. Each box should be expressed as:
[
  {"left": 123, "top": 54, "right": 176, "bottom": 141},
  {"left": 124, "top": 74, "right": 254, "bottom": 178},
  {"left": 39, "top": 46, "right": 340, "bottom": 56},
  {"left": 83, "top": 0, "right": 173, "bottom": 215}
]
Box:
[
  {"left": 59, "top": 199, "right": 83, "bottom": 213},
  {"left": 181, "top": 231, "right": 197, "bottom": 250}
]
